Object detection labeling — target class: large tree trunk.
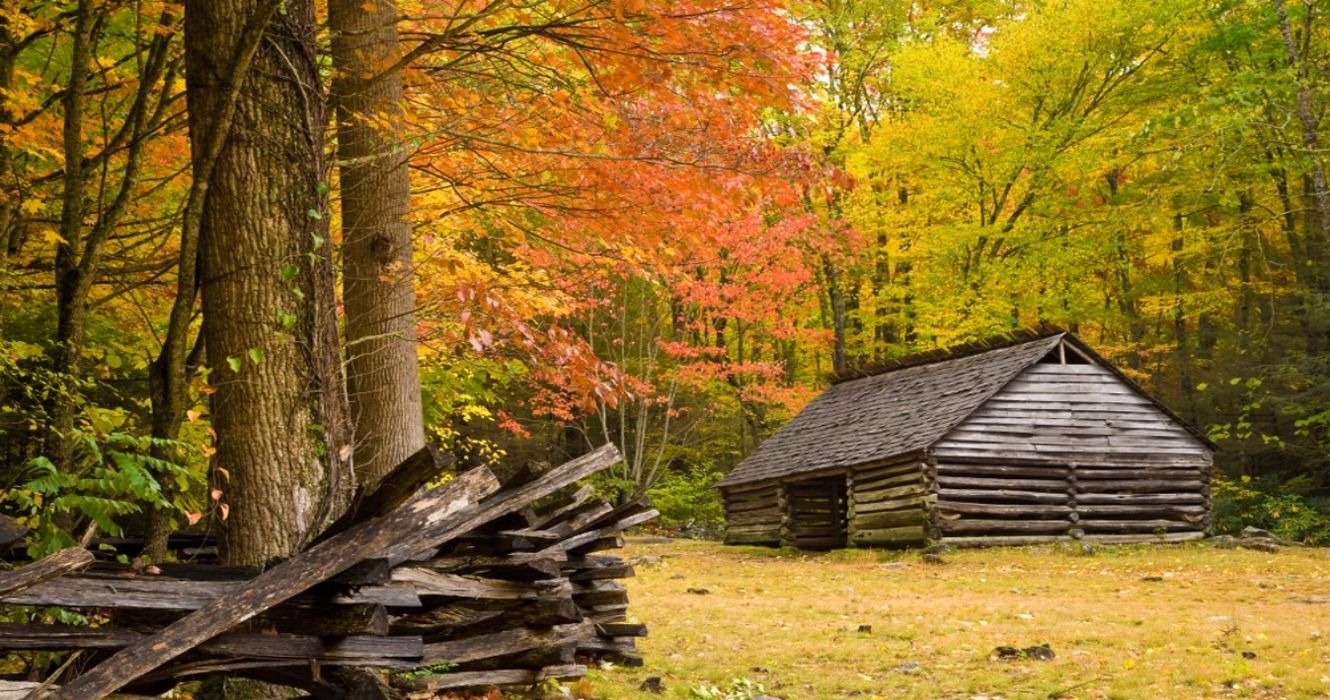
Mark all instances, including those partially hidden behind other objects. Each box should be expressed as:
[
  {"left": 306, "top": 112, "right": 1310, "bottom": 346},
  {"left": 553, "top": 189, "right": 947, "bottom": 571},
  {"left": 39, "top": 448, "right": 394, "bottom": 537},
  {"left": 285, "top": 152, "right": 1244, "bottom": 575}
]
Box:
[
  {"left": 329, "top": 0, "right": 425, "bottom": 488},
  {"left": 184, "top": 0, "right": 354, "bottom": 565}
]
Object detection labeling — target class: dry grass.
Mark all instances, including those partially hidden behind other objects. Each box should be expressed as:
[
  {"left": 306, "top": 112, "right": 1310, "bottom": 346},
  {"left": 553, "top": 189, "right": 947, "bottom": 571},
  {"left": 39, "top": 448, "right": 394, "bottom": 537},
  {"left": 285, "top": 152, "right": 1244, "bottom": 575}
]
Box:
[{"left": 580, "top": 539, "right": 1330, "bottom": 699}]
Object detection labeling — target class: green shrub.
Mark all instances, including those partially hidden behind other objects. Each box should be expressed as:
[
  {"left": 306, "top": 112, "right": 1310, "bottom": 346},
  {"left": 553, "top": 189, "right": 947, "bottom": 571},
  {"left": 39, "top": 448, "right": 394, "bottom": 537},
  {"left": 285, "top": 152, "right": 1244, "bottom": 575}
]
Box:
[
  {"left": 1211, "top": 475, "right": 1330, "bottom": 545},
  {"left": 647, "top": 467, "right": 725, "bottom": 530},
  {"left": 2, "top": 430, "right": 200, "bottom": 558}
]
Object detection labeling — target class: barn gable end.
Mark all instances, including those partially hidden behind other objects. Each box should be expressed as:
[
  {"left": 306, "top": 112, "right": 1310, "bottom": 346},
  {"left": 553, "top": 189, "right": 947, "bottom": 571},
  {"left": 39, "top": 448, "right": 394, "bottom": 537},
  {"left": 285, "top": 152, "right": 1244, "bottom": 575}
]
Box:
[{"left": 934, "top": 344, "right": 1213, "bottom": 464}]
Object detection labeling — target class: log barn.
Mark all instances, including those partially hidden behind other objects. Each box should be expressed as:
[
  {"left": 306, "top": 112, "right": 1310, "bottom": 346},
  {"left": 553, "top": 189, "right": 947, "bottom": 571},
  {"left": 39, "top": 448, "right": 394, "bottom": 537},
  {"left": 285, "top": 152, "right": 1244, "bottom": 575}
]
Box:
[{"left": 717, "top": 330, "right": 1215, "bottom": 549}]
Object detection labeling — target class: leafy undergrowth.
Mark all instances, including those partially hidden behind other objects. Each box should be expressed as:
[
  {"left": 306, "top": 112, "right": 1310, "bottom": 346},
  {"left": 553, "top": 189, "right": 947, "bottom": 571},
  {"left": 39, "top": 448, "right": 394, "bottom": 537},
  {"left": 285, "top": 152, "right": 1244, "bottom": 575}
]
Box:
[{"left": 575, "top": 539, "right": 1330, "bottom": 699}]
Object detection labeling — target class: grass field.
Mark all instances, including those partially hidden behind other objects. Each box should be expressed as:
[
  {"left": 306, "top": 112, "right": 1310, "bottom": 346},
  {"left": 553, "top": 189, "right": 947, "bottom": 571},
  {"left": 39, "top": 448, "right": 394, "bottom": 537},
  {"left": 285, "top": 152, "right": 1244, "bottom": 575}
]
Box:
[{"left": 576, "top": 539, "right": 1330, "bottom": 700}]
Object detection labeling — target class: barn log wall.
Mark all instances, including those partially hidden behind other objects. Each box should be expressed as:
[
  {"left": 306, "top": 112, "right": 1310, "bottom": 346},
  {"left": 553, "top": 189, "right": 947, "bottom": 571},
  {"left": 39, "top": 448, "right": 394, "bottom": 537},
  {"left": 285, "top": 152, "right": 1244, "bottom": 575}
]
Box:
[
  {"left": 720, "top": 483, "right": 781, "bottom": 546},
  {"left": 846, "top": 459, "right": 929, "bottom": 547},
  {"left": 930, "top": 458, "right": 1210, "bottom": 543}
]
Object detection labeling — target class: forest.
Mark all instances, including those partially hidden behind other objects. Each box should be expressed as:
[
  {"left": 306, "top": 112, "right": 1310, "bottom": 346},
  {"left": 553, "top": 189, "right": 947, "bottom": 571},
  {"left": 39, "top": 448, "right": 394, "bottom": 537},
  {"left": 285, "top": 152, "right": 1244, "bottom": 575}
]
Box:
[{"left": 0, "top": 0, "right": 1328, "bottom": 694}]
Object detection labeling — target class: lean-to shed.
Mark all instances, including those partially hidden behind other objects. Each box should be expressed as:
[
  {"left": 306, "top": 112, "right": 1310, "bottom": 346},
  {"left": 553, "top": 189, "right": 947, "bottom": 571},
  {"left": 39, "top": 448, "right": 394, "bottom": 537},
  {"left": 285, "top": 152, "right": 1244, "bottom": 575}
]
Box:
[{"left": 717, "top": 330, "right": 1216, "bottom": 549}]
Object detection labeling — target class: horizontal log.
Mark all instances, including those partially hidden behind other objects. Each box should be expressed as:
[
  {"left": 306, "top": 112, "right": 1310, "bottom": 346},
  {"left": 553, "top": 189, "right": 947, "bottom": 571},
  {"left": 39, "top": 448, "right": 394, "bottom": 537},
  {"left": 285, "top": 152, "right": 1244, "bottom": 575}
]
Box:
[
  {"left": 1074, "top": 480, "right": 1207, "bottom": 494},
  {"left": 1074, "top": 468, "right": 1205, "bottom": 480},
  {"left": 852, "top": 459, "right": 923, "bottom": 482},
  {"left": 1078, "top": 519, "right": 1204, "bottom": 532},
  {"left": 724, "top": 511, "right": 781, "bottom": 528},
  {"left": 936, "top": 488, "right": 1069, "bottom": 504},
  {"left": 849, "top": 526, "right": 927, "bottom": 547},
  {"left": 854, "top": 496, "right": 930, "bottom": 514},
  {"left": 935, "top": 463, "right": 1070, "bottom": 479},
  {"left": 852, "top": 470, "right": 923, "bottom": 493},
  {"left": 724, "top": 498, "right": 779, "bottom": 514},
  {"left": 853, "top": 483, "right": 927, "bottom": 504},
  {"left": 938, "top": 476, "right": 1070, "bottom": 492},
  {"left": 938, "top": 519, "right": 1070, "bottom": 534},
  {"left": 721, "top": 480, "right": 780, "bottom": 495},
  {"left": 0, "top": 623, "right": 423, "bottom": 661},
  {"left": 935, "top": 501, "right": 1073, "bottom": 518},
  {"left": 1076, "top": 504, "right": 1207, "bottom": 517},
  {"left": 853, "top": 509, "right": 927, "bottom": 530},
  {"left": 0, "top": 577, "right": 421, "bottom": 611},
  {"left": 1074, "top": 492, "right": 1206, "bottom": 504}
]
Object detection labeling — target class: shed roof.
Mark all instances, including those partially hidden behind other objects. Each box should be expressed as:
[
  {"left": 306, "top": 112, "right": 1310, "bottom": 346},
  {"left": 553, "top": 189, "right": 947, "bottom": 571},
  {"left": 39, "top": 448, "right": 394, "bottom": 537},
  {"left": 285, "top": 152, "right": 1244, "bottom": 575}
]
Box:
[{"left": 717, "top": 330, "right": 1212, "bottom": 488}]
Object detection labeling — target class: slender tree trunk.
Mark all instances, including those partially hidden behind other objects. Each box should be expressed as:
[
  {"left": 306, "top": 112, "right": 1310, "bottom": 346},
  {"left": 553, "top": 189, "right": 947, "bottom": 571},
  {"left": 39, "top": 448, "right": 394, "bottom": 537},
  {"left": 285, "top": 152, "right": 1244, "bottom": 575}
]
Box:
[
  {"left": 45, "top": 0, "right": 94, "bottom": 467},
  {"left": 329, "top": 0, "right": 425, "bottom": 488},
  {"left": 184, "top": 0, "right": 354, "bottom": 565},
  {"left": 822, "top": 254, "right": 848, "bottom": 372}
]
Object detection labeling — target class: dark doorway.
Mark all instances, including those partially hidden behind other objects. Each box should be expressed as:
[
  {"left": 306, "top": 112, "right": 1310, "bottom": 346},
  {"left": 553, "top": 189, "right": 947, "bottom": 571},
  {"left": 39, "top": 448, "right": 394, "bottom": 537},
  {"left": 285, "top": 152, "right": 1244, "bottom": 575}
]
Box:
[{"left": 783, "top": 476, "right": 848, "bottom": 549}]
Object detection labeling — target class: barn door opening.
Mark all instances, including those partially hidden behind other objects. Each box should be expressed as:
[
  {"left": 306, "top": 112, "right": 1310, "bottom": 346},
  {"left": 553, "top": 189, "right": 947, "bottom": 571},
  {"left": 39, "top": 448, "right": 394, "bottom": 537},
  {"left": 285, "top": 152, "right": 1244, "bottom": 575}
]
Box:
[{"left": 783, "top": 476, "right": 848, "bottom": 550}]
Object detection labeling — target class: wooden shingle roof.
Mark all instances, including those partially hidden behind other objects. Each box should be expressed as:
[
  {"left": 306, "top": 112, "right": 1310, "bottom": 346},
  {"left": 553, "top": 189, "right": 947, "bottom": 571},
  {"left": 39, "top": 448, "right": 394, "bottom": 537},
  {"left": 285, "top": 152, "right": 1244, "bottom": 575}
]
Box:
[{"left": 717, "top": 333, "right": 1066, "bottom": 487}]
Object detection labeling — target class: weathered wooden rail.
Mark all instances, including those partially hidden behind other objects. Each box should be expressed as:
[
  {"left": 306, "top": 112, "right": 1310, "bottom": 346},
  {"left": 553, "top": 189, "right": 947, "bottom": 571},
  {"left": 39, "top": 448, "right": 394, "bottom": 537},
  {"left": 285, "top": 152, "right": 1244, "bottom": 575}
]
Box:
[{"left": 0, "top": 444, "right": 654, "bottom": 699}]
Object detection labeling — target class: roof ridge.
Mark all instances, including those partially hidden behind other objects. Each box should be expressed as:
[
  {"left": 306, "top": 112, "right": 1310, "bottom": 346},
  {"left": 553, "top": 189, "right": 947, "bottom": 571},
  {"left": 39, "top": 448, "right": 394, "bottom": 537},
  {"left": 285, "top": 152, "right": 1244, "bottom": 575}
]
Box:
[{"left": 828, "top": 325, "right": 1066, "bottom": 385}]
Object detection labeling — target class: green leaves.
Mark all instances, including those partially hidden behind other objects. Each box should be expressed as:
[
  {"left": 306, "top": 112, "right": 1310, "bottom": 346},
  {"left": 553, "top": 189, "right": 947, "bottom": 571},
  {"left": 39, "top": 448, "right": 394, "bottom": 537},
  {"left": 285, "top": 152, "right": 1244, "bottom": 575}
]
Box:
[{"left": 8, "top": 431, "right": 202, "bottom": 558}]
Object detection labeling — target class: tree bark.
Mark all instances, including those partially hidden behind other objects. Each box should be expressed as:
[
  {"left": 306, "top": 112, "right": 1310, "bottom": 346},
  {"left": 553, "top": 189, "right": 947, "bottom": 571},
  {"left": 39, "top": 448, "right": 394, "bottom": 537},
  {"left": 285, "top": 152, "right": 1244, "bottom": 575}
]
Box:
[
  {"left": 329, "top": 0, "right": 426, "bottom": 488},
  {"left": 184, "top": 0, "right": 354, "bottom": 565}
]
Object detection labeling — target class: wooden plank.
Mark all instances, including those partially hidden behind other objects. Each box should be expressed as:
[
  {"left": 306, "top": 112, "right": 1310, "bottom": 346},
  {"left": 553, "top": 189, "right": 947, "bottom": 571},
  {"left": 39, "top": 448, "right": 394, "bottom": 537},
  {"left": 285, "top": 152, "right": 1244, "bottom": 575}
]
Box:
[
  {"left": 527, "top": 485, "right": 595, "bottom": 530},
  {"left": 422, "top": 621, "right": 593, "bottom": 665},
  {"left": 390, "top": 568, "right": 561, "bottom": 599},
  {"left": 531, "top": 509, "right": 658, "bottom": 557},
  {"left": 0, "top": 547, "right": 94, "bottom": 598},
  {"left": 313, "top": 446, "right": 454, "bottom": 543},
  {"left": 0, "top": 623, "right": 422, "bottom": 660},
  {"left": 387, "top": 443, "right": 622, "bottom": 563},
  {"left": 2, "top": 576, "right": 421, "bottom": 610},
  {"left": 49, "top": 465, "right": 502, "bottom": 700}
]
